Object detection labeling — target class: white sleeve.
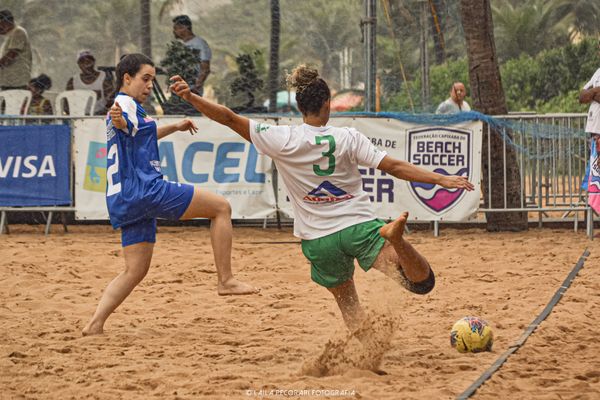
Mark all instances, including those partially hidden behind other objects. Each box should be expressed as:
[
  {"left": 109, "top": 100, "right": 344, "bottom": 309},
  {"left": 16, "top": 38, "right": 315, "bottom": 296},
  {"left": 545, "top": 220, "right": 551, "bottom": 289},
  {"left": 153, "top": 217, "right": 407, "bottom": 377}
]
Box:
[
  {"left": 249, "top": 119, "right": 291, "bottom": 159},
  {"left": 114, "top": 95, "right": 139, "bottom": 136},
  {"left": 349, "top": 128, "right": 387, "bottom": 168},
  {"left": 584, "top": 69, "right": 600, "bottom": 90}
]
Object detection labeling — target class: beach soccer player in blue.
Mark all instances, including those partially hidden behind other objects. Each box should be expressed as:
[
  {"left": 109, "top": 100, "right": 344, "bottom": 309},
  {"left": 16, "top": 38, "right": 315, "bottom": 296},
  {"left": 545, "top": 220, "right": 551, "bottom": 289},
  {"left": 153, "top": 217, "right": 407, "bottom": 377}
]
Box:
[{"left": 83, "top": 54, "right": 258, "bottom": 336}]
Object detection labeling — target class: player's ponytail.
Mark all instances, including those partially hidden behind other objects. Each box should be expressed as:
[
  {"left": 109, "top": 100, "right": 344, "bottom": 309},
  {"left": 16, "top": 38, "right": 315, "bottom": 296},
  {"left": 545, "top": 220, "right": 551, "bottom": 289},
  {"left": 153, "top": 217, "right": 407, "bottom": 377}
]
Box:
[{"left": 286, "top": 64, "right": 330, "bottom": 116}]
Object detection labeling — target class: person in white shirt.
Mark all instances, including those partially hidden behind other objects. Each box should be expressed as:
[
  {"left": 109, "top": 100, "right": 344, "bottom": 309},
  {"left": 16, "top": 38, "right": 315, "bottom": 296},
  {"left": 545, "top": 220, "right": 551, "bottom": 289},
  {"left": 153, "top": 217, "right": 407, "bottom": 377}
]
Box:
[
  {"left": 579, "top": 49, "right": 600, "bottom": 138},
  {"left": 66, "top": 50, "right": 115, "bottom": 115},
  {"left": 0, "top": 9, "right": 32, "bottom": 90},
  {"left": 169, "top": 65, "right": 474, "bottom": 334},
  {"left": 436, "top": 82, "right": 471, "bottom": 114}
]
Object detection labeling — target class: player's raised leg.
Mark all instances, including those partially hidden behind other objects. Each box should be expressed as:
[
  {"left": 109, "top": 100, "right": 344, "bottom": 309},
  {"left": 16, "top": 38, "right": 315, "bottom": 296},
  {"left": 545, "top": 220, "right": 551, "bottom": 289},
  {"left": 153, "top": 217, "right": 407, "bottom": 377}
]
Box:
[
  {"left": 82, "top": 242, "right": 154, "bottom": 336},
  {"left": 372, "top": 212, "right": 435, "bottom": 294},
  {"left": 180, "top": 187, "right": 258, "bottom": 295}
]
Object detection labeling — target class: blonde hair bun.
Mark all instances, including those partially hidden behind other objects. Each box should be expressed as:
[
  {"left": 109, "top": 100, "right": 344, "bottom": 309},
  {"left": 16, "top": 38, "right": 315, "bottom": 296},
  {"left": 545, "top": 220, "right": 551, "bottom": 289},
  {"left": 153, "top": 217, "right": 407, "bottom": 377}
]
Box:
[{"left": 286, "top": 64, "right": 319, "bottom": 94}]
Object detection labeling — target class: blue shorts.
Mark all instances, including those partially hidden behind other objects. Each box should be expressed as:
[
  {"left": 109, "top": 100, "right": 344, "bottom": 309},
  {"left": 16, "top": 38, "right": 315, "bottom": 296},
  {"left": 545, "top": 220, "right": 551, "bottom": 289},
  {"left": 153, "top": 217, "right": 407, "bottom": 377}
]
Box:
[{"left": 121, "top": 182, "right": 194, "bottom": 247}]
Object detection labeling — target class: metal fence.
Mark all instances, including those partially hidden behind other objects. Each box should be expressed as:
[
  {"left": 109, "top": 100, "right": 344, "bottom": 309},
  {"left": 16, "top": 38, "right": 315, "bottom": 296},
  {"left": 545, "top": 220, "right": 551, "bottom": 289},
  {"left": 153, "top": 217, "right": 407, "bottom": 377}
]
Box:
[
  {"left": 478, "top": 113, "right": 592, "bottom": 237},
  {"left": 0, "top": 113, "right": 595, "bottom": 236}
]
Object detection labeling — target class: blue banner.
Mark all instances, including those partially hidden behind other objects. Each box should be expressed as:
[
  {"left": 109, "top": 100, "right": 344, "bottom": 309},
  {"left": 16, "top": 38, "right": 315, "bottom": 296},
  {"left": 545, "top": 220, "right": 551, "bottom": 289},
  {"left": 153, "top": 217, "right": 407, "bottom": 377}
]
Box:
[{"left": 0, "top": 125, "right": 71, "bottom": 206}]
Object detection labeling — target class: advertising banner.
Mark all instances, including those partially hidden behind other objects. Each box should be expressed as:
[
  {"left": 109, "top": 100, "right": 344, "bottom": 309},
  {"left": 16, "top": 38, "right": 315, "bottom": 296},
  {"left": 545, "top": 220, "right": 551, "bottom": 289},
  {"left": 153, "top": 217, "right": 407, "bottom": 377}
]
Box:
[
  {"left": 0, "top": 125, "right": 71, "bottom": 206},
  {"left": 275, "top": 117, "right": 482, "bottom": 222},
  {"left": 74, "top": 117, "right": 277, "bottom": 220}
]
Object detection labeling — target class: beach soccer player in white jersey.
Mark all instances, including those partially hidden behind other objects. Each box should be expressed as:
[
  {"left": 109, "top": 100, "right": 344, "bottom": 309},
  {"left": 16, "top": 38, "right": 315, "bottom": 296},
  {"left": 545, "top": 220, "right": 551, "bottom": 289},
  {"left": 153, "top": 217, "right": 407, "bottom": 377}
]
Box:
[
  {"left": 82, "top": 54, "right": 258, "bottom": 336},
  {"left": 169, "top": 65, "right": 474, "bottom": 333}
]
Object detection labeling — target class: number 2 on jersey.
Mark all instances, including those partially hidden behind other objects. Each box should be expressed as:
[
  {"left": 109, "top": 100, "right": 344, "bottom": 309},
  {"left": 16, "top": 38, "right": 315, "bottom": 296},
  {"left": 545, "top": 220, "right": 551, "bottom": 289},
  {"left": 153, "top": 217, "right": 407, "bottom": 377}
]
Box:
[
  {"left": 106, "top": 143, "right": 122, "bottom": 196},
  {"left": 313, "top": 135, "right": 336, "bottom": 176}
]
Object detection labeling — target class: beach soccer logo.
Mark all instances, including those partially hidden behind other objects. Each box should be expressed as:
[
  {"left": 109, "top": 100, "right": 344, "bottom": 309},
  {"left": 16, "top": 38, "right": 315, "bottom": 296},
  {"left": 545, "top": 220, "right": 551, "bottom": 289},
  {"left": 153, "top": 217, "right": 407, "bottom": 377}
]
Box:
[
  {"left": 83, "top": 141, "right": 107, "bottom": 192},
  {"left": 407, "top": 127, "right": 471, "bottom": 214},
  {"left": 303, "top": 180, "right": 354, "bottom": 204}
]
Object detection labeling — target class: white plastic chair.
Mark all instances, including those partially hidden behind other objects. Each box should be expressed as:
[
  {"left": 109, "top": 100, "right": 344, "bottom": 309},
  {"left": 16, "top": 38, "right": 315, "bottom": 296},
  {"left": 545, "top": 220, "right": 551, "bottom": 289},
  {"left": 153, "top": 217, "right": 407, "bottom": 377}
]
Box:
[
  {"left": 0, "top": 90, "right": 31, "bottom": 115},
  {"left": 55, "top": 89, "right": 96, "bottom": 116}
]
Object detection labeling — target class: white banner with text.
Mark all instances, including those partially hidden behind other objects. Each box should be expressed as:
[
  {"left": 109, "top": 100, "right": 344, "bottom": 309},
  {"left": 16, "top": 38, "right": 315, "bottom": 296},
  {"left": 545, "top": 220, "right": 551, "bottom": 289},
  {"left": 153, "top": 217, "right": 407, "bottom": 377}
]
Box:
[
  {"left": 74, "top": 117, "right": 277, "bottom": 221},
  {"left": 276, "top": 117, "right": 482, "bottom": 222}
]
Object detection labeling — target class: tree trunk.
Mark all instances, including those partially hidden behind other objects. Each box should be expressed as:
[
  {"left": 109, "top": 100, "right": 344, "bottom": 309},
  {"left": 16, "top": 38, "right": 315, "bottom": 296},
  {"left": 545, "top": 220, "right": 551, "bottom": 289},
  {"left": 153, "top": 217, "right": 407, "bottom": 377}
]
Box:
[
  {"left": 140, "top": 0, "right": 152, "bottom": 58},
  {"left": 459, "top": 0, "right": 528, "bottom": 231},
  {"left": 268, "top": 0, "right": 280, "bottom": 113}
]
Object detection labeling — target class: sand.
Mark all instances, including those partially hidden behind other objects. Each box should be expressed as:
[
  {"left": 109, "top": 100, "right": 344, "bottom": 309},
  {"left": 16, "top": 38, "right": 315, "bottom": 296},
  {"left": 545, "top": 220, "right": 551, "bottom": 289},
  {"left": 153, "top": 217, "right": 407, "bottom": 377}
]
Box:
[{"left": 1, "top": 224, "right": 599, "bottom": 399}]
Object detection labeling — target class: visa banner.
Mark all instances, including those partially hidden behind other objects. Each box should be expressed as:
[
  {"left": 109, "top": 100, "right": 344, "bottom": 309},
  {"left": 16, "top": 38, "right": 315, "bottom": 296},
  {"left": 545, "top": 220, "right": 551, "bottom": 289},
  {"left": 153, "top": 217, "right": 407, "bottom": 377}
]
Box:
[
  {"left": 73, "top": 117, "right": 277, "bottom": 220},
  {"left": 0, "top": 125, "right": 71, "bottom": 206}
]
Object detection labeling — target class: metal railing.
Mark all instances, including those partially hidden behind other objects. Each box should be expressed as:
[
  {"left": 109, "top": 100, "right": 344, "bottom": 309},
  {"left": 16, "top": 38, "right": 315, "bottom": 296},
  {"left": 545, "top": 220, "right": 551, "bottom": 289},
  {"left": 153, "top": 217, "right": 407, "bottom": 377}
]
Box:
[
  {"left": 477, "top": 113, "right": 592, "bottom": 237},
  {"left": 0, "top": 113, "right": 595, "bottom": 236}
]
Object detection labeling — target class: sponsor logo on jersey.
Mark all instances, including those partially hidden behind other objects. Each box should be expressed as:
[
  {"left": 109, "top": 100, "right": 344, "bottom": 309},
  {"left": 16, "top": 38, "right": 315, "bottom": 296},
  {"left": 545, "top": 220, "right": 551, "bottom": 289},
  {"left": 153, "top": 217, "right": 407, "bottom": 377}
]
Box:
[
  {"left": 303, "top": 180, "right": 354, "bottom": 203},
  {"left": 254, "top": 123, "right": 269, "bottom": 133},
  {"left": 150, "top": 160, "right": 161, "bottom": 173}
]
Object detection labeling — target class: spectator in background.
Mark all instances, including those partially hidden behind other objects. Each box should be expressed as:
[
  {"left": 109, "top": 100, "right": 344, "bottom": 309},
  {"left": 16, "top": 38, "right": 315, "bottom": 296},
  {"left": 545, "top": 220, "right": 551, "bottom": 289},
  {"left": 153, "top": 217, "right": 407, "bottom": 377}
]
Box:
[
  {"left": 66, "top": 50, "right": 114, "bottom": 114},
  {"left": 172, "top": 15, "right": 211, "bottom": 96},
  {"left": 0, "top": 9, "right": 32, "bottom": 90},
  {"left": 27, "top": 74, "right": 53, "bottom": 115},
  {"left": 436, "top": 82, "right": 471, "bottom": 114},
  {"left": 578, "top": 44, "right": 600, "bottom": 216}
]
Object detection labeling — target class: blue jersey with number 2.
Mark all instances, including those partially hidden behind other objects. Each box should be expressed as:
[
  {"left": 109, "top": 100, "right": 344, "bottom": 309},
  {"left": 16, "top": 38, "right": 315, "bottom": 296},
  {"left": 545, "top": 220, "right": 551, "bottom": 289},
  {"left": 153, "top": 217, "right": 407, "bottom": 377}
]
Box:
[{"left": 105, "top": 93, "right": 166, "bottom": 228}]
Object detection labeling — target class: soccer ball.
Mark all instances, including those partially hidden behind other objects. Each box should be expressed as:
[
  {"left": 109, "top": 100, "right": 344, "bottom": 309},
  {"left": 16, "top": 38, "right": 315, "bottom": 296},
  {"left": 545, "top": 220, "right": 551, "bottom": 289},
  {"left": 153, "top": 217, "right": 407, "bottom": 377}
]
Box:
[{"left": 450, "top": 316, "right": 493, "bottom": 353}]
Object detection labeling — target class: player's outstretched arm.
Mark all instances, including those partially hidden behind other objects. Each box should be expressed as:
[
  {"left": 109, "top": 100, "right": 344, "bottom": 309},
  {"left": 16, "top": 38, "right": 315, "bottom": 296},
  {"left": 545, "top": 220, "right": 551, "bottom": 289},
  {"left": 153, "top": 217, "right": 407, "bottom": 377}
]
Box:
[
  {"left": 169, "top": 75, "right": 251, "bottom": 142},
  {"left": 157, "top": 119, "right": 198, "bottom": 139},
  {"left": 579, "top": 87, "right": 600, "bottom": 104},
  {"left": 377, "top": 155, "right": 475, "bottom": 191}
]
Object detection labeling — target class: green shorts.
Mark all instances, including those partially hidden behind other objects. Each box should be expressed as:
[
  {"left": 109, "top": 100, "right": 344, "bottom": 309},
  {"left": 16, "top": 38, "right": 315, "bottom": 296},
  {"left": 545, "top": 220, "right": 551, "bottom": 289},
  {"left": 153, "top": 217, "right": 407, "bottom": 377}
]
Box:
[{"left": 301, "top": 219, "right": 386, "bottom": 288}]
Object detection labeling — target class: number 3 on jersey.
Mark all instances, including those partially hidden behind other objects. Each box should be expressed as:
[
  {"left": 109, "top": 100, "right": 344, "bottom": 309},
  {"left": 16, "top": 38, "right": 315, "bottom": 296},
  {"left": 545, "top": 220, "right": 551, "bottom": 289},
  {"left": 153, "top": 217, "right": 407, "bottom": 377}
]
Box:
[
  {"left": 313, "top": 135, "right": 336, "bottom": 176},
  {"left": 106, "top": 143, "right": 122, "bottom": 196}
]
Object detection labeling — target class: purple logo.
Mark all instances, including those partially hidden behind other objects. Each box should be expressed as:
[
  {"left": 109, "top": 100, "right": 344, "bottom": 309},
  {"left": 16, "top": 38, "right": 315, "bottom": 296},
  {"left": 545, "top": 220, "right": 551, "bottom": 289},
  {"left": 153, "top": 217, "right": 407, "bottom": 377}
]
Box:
[
  {"left": 407, "top": 127, "right": 471, "bottom": 214},
  {"left": 303, "top": 180, "right": 354, "bottom": 204}
]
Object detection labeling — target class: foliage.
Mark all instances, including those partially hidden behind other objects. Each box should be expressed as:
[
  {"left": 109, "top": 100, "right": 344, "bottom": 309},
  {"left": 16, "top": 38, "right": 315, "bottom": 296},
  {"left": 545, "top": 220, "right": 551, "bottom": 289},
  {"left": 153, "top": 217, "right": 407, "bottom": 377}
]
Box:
[
  {"left": 159, "top": 40, "right": 201, "bottom": 114},
  {"left": 501, "top": 38, "right": 597, "bottom": 112},
  {"left": 382, "top": 37, "right": 597, "bottom": 113},
  {"left": 230, "top": 51, "right": 266, "bottom": 113},
  {"left": 492, "top": 0, "right": 570, "bottom": 61},
  {"left": 160, "top": 40, "right": 199, "bottom": 85}
]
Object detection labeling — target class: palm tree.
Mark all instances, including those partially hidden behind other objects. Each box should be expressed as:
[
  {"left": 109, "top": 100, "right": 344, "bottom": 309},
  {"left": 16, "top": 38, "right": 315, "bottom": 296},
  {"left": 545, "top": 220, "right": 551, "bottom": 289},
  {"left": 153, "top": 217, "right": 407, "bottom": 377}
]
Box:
[
  {"left": 554, "top": 0, "right": 600, "bottom": 38},
  {"left": 492, "top": 0, "right": 570, "bottom": 60},
  {"left": 459, "top": 0, "right": 527, "bottom": 231},
  {"left": 268, "top": 0, "right": 280, "bottom": 113},
  {"left": 140, "top": 0, "right": 152, "bottom": 58}
]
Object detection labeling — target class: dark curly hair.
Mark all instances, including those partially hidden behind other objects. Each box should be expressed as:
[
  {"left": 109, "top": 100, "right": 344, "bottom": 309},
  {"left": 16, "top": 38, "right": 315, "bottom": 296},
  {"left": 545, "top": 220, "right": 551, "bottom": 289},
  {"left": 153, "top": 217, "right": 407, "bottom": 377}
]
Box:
[{"left": 286, "top": 64, "right": 330, "bottom": 116}]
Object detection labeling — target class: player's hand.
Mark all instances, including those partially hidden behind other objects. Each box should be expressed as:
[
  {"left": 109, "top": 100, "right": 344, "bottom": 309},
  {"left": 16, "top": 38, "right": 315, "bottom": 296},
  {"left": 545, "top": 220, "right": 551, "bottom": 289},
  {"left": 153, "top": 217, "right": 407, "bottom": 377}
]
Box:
[
  {"left": 439, "top": 175, "right": 475, "bottom": 191},
  {"left": 169, "top": 75, "right": 192, "bottom": 101},
  {"left": 110, "top": 101, "right": 127, "bottom": 130},
  {"left": 177, "top": 118, "right": 198, "bottom": 135}
]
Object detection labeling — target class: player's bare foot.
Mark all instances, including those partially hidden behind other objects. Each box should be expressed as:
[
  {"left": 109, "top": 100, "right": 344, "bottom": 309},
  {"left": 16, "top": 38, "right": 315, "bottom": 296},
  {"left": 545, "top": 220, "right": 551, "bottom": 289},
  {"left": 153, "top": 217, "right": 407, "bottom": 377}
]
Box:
[
  {"left": 379, "top": 211, "right": 408, "bottom": 241},
  {"left": 82, "top": 321, "right": 104, "bottom": 336},
  {"left": 218, "top": 278, "right": 259, "bottom": 295}
]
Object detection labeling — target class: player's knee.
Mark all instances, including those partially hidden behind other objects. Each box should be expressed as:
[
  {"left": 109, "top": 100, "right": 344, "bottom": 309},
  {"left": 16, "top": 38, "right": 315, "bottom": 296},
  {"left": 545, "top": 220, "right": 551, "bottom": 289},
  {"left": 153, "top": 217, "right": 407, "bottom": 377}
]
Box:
[
  {"left": 214, "top": 198, "right": 232, "bottom": 217},
  {"left": 408, "top": 268, "right": 435, "bottom": 295},
  {"left": 126, "top": 266, "right": 149, "bottom": 284}
]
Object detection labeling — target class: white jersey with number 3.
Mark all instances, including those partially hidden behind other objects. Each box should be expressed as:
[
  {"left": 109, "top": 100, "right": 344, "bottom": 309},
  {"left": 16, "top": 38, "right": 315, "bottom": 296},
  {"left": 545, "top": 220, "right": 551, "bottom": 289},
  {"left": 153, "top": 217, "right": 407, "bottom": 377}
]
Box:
[{"left": 249, "top": 120, "right": 387, "bottom": 240}]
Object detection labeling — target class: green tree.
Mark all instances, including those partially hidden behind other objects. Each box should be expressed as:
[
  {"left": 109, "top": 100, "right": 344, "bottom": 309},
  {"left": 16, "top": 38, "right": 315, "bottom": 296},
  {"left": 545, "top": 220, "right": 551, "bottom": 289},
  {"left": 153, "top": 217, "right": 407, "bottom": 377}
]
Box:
[{"left": 492, "top": 0, "right": 570, "bottom": 60}]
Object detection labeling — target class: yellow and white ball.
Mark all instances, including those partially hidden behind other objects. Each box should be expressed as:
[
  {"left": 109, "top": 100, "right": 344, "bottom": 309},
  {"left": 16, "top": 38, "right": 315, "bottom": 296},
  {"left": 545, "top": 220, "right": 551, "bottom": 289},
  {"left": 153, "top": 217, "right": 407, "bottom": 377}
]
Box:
[{"left": 450, "top": 316, "right": 493, "bottom": 353}]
